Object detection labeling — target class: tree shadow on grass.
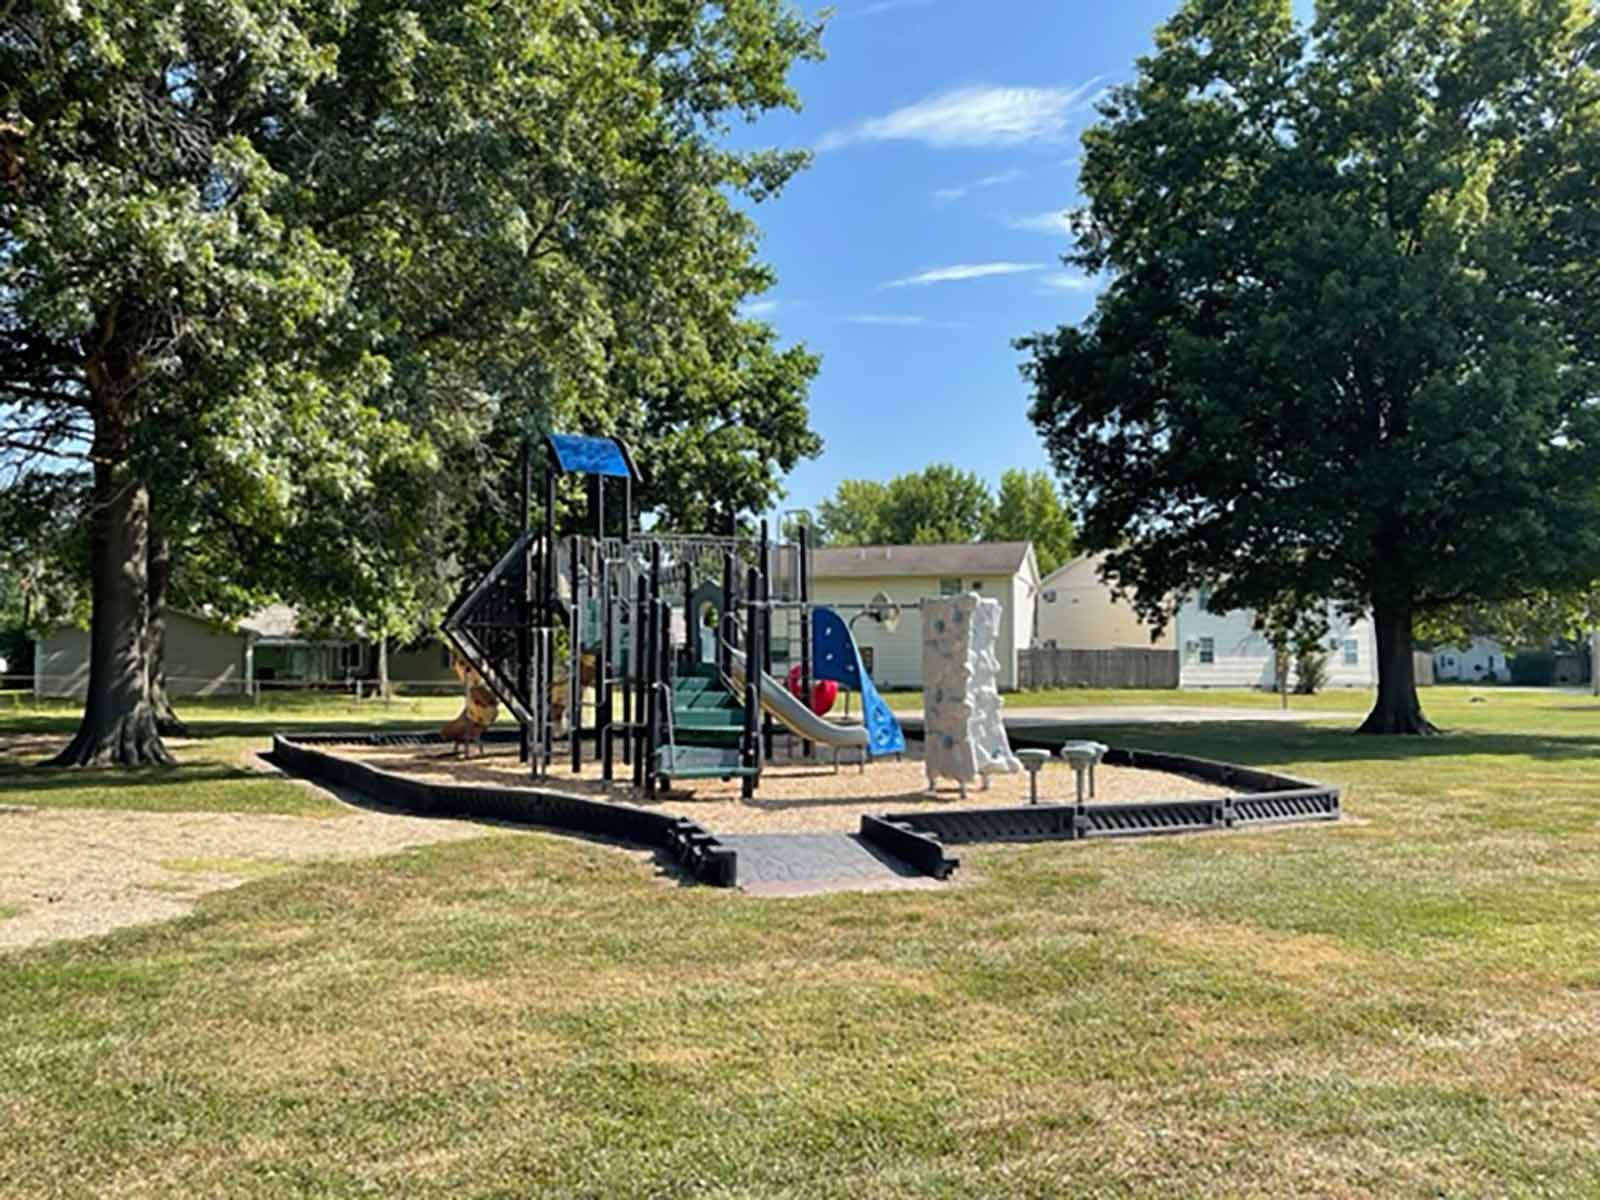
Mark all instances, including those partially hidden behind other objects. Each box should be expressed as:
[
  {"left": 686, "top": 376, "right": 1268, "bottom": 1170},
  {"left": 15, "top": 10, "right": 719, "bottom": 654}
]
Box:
[
  {"left": 1007, "top": 721, "right": 1600, "bottom": 770},
  {"left": 0, "top": 709, "right": 448, "bottom": 740},
  {"left": 0, "top": 761, "right": 270, "bottom": 795},
  {"left": 288, "top": 763, "right": 702, "bottom": 888}
]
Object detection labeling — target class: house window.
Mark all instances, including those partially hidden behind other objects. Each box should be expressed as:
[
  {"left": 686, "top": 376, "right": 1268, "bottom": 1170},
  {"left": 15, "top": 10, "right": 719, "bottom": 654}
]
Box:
[
  {"left": 1196, "top": 588, "right": 1213, "bottom": 611},
  {"left": 441, "top": 645, "right": 453, "bottom": 670},
  {"left": 1198, "top": 637, "right": 1215, "bottom": 665},
  {"left": 939, "top": 577, "right": 961, "bottom": 596},
  {"left": 860, "top": 647, "right": 875, "bottom": 676},
  {"left": 1343, "top": 638, "right": 1359, "bottom": 666}
]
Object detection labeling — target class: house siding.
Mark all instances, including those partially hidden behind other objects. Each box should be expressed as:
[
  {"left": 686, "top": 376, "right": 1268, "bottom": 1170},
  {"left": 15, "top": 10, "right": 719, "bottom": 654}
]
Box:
[
  {"left": 35, "top": 628, "right": 90, "bottom": 698},
  {"left": 1177, "top": 601, "right": 1376, "bottom": 689},
  {"left": 164, "top": 612, "right": 250, "bottom": 696},
  {"left": 809, "top": 571, "right": 1028, "bottom": 690},
  {"left": 1433, "top": 637, "right": 1507, "bottom": 683},
  {"left": 1035, "top": 554, "right": 1175, "bottom": 651},
  {"left": 37, "top": 612, "right": 249, "bottom": 699}
]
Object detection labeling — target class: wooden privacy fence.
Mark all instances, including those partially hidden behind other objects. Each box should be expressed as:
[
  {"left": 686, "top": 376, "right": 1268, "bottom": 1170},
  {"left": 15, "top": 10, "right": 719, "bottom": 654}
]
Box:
[{"left": 1020, "top": 647, "right": 1179, "bottom": 690}]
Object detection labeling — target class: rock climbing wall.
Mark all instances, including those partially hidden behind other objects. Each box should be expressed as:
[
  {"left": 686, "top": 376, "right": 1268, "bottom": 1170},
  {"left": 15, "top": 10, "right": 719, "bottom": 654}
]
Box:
[{"left": 921, "top": 594, "right": 1019, "bottom": 794}]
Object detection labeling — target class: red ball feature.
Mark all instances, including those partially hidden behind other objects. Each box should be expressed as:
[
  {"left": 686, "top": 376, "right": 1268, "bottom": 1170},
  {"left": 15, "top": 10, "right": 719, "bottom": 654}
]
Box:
[{"left": 786, "top": 664, "right": 839, "bottom": 715}]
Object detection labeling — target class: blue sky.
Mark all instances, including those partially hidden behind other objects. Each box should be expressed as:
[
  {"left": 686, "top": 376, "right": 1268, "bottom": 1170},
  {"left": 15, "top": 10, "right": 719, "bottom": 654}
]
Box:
[{"left": 731, "top": 0, "right": 1182, "bottom": 523}]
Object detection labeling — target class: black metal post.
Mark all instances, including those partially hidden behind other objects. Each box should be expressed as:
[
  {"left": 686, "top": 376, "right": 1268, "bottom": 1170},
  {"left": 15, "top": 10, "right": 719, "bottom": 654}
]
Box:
[
  {"left": 633, "top": 574, "right": 647, "bottom": 789},
  {"left": 657, "top": 597, "right": 672, "bottom": 792},
  {"left": 543, "top": 459, "right": 557, "bottom": 766},
  {"left": 759, "top": 518, "right": 775, "bottom": 759},
  {"left": 620, "top": 581, "right": 632, "bottom": 768},
  {"left": 591, "top": 480, "right": 606, "bottom": 773},
  {"left": 682, "top": 560, "right": 694, "bottom": 672},
  {"left": 658, "top": 595, "right": 672, "bottom": 717},
  {"left": 798, "top": 523, "right": 813, "bottom": 759},
  {"left": 570, "top": 536, "right": 582, "bottom": 774},
  {"left": 599, "top": 553, "right": 613, "bottom": 782},
  {"left": 742, "top": 565, "right": 763, "bottom": 799},
  {"left": 518, "top": 439, "right": 532, "bottom": 764},
  {"left": 720, "top": 551, "right": 735, "bottom": 678},
  {"left": 642, "top": 571, "right": 659, "bottom": 799}
]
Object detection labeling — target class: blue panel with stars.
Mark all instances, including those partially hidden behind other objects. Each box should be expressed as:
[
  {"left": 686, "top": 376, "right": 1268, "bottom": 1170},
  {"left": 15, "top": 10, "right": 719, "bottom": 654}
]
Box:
[{"left": 812, "top": 607, "right": 905, "bottom": 758}]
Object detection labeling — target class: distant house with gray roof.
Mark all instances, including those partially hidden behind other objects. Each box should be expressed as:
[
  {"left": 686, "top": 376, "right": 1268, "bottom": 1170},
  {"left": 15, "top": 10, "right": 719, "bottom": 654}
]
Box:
[
  {"left": 34, "top": 607, "right": 456, "bottom": 699},
  {"left": 809, "top": 541, "right": 1040, "bottom": 690}
]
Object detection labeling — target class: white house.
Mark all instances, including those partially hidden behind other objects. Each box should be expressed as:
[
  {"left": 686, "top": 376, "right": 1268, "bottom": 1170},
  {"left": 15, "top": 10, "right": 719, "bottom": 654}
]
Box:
[
  {"left": 1432, "top": 638, "right": 1507, "bottom": 683},
  {"left": 1034, "top": 552, "right": 1175, "bottom": 650},
  {"left": 1175, "top": 592, "right": 1377, "bottom": 689},
  {"left": 35, "top": 606, "right": 457, "bottom": 698},
  {"left": 809, "top": 541, "right": 1041, "bottom": 691}
]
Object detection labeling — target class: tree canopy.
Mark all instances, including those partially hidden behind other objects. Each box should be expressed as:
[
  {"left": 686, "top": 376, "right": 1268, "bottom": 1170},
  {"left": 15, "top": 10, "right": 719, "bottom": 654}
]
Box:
[
  {"left": 985, "top": 469, "right": 1075, "bottom": 575},
  {"left": 812, "top": 465, "right": 1074, "bottom": 571},
  {"left": 816, "top": 466, "right": 991, "bottom": 546},
  {"left": 1020, "top": 0, "right": 1600, "bottom": 733},
  {"left": 3, "top": 0, "right": 826, "bottom": 764}
]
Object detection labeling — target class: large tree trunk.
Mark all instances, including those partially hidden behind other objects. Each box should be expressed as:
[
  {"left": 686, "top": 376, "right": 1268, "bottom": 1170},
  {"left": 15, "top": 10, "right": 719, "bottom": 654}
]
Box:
[
  {"left": 1357, "top": 595, "right": 1438, "bottom": 735},
  {"left": 147, "top": 523, "right": 189, "bottom": 737},
  {"left": 50, "top": 333, "right": 173, "bottom": 768}
]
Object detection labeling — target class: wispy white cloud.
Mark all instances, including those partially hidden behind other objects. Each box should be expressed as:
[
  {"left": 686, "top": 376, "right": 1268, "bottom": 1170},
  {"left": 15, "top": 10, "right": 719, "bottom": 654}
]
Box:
[
  {"left": 858, "top": 0, "right": 935, "bottom": 15},
  {"left": 843, "top": 313, "right": 967, "bottom": 328},
  {"left": 741, "top": 299, "right": 780, "bottom": 317},
  {"left": 818, "top": 81, "right": 1103, "bottom": 152},
  {"left": 1038, "top": 270, "right": 1098, "bottom": 292},
  {"left": 934, "top": 167, "right": 1026, "bottom": 203},
  {"left": 1009, "top": 210, "right": 1072, "bottom": 235},
  {"left": 885, "top": 262, "right": 1045, "bottom": 288}
]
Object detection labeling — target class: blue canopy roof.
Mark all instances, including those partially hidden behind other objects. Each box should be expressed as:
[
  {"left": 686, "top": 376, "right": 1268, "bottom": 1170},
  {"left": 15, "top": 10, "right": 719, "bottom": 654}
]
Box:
[{"left": 544, "top": 434, "right": 640, "bottom": 482}]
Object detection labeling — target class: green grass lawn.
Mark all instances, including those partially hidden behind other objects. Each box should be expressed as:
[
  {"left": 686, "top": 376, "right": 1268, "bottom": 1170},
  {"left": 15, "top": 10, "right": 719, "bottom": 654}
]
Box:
[
  {"left": 883, "top": 684, "right": 1379, "bottom": 712},
  {"left": 3, "top": 689, "right": 1600, "bottom": 1196}
]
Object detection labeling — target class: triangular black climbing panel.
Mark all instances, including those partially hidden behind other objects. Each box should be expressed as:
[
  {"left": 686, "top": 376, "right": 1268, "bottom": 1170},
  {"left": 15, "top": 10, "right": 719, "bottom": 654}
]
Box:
[{"left": 441, "top": 532, "right": 536, "bottom": 722}]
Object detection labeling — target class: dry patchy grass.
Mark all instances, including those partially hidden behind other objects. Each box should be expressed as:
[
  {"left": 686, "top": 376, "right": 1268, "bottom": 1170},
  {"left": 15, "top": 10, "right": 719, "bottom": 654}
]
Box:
[{"left": 3, "top": 690, "right": 1600, "bottom": 1195}]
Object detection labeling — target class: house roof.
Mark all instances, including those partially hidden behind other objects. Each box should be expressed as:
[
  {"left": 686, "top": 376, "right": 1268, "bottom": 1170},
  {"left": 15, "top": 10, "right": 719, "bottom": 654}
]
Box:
[
  {"left": 236, "top": 604, "right": 363, "bottom": 643},
  {"left": 811, "top": 541, "right": 1033, "bottom": 580},
  {"left": 1040, "top": 551, "right": 1106, "bottom": 588},
  {"left": 239, "top": 604, "right": 300, "bottom": 639}
]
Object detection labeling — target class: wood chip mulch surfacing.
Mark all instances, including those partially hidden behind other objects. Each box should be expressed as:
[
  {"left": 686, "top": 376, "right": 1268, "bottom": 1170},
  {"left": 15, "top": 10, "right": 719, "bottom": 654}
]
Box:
[{"left": 338, "top": 742, "right": 1231, "bottom": 835}]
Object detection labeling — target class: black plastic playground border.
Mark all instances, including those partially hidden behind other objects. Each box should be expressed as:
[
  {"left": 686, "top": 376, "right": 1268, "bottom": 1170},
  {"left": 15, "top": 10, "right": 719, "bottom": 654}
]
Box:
[
  {"left": 272, "top": 732, "right": 1338, "bottom": 889},
  {"left": 270, "top": 732, "right": 737, "bottom": 887},
  {"left": 859, "top": 738, "right": 1340, "bottom": 851}
]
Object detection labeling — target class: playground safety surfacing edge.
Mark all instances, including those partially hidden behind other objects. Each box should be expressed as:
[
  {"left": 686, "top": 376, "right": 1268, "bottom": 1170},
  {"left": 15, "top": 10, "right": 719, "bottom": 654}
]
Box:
[{"left": 270, "top": 731, "right": 1340, "bottom": 892}]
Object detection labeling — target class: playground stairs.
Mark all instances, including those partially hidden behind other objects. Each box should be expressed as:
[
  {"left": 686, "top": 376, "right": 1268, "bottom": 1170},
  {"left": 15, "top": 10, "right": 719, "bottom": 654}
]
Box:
[{"left": 660, "top": 663, "right": 754, "bottom": 781}]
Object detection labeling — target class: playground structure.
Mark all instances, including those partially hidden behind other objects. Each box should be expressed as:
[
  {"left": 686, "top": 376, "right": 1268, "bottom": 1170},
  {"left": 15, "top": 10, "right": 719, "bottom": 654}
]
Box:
[
  {"left": 439, "top": 433, "right": 906, "bottom": 800},
  {"left": 272, "top": 431, "right": 1341, "bottom": 890}
]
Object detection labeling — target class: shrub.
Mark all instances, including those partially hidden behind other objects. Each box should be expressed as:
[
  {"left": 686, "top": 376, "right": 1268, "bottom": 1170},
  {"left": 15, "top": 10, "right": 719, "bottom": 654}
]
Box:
[{"left": 1294, "top": 650, "right": 1329, "bottom": 694}]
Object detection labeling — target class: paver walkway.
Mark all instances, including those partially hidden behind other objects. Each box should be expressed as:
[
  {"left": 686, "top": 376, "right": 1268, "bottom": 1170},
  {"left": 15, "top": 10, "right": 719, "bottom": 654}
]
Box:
[{"left": 715, "top": 833, "right": 943, "bottom": 897}]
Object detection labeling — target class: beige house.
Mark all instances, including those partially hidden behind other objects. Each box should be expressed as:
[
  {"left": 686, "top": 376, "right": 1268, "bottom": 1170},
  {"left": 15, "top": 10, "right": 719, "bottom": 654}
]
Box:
[
  {"left": 809, "top": 541, "right": 1040, "bottom": 691},
  {"left": 1034, "top": 553, "right": 1174, "bottom": 651},
  {"left": 35, "top": 606, "right": 456, "bottom": 699}
]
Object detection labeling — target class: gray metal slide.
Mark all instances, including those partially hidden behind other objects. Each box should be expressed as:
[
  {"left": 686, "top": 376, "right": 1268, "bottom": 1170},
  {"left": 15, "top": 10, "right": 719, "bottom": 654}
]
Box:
[{"left": 725, "top": 649, "right": 870, "bottom": 750}]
